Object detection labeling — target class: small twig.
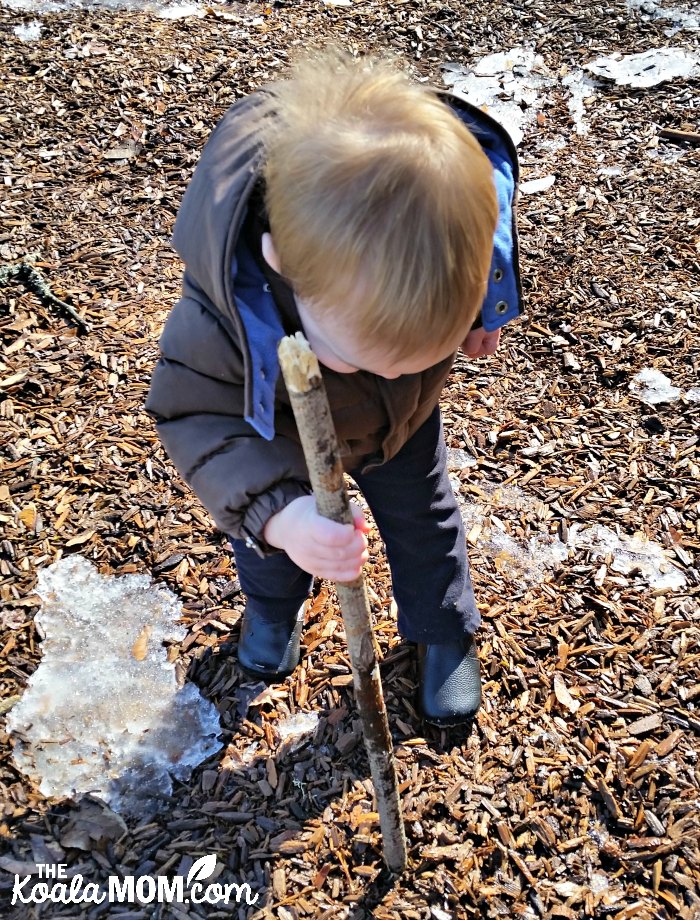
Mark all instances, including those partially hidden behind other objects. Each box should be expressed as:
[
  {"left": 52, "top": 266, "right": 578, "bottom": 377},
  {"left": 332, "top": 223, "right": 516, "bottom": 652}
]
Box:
[
  {"left": 0, "top": 262, "right": 91, "bottom": 333},
  {"left": 278, "top": 332, "right": 408, "bottom": 875},
  {"left": 658, "top": 127, "right": 700, "bottom": 147}
]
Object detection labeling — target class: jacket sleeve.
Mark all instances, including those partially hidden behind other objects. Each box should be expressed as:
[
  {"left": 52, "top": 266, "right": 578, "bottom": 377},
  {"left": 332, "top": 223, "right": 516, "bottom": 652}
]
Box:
[{"left": 145, "top": 293, "right": 311, "bottom": 554}]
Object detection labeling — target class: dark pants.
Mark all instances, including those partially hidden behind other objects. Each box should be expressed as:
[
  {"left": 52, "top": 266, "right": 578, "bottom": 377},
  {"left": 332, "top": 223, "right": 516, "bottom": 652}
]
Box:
[{"left": 229, "top": 407, "right": 479, "bottom": 643}]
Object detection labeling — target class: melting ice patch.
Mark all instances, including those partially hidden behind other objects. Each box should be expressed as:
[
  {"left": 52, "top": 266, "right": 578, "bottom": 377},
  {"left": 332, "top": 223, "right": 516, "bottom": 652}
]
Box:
[
  {"left": 2, "top": 0, "right": 207, "bottom": 13},
  {"left": 442, "top": 49, "right": 555, "bottom": 145},
  {"left": 13, "top": 18, "right": 42, "bottom": 38},
  {"left": 446, "top": 458, "right": 687, "bottom": 591},
  {"left": 6, "top": 556, "right": 222, "bottom": 816},
  {"left": 520, "top": 175, "right": 557, "bottom": 195},
  {"left": 446, "top": 473, "right": 569, "bottom": 585},
  {"left": 440, "top": 50, "right": 549, "bottom": 145},
  {"left": 3, "top": 0, "right": 62, "bottom": 9},
  {"left": 629, "top": 368, "right": 682, "bottom": 404},
  {"left": 441, "top": 51, "right": 599, "bottom": 142},
  {"left": 446, "top": 447, "right": 477, "bottom": 470},
  {"left": 276, "top": 711, "right": 320, "bottom": 744},
  {"left": 568, "top": 523, "right": 686, "bottom": 590},
  {"left": 156, "top": 2, "right": 204, "bottom": 18},
  {"left": 5, "top": 0, "right": 120, "bottom": 9},
  {"left": 628, "top": 0, "right": 700, "bottom": 36},
  {"left": 562, "top": 71, "right": 598, "bottom": 135},
  {"left": 586, "top": 47, "right": 699, "bottom": 87},
  {"left": 442, "top": 43, "right": 699, "bottom": 145}
]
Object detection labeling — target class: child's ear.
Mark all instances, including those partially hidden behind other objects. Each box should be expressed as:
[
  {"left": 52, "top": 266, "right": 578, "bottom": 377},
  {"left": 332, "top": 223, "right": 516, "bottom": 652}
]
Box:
[{"left": 261, "top": 232, "right": 282, "bottom": 274}]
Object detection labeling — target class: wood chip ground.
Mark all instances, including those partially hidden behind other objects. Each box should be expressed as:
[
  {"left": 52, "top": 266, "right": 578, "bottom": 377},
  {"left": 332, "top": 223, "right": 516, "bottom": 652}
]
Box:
[{"left": 1, "top": 1, "right": 699, "bottom": 917}]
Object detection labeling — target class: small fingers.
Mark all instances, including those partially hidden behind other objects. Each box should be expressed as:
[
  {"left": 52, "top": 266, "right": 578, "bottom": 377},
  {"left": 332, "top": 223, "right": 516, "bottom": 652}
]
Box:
[
  {"left": 302, "top": 540, "right": 369, "bottom": 581},
  {"left": 309, "top": 515, "right": 356, "bottom": 547},
  {"left": 482, "top": 330, "right": 501, "bottom": 354},
  {"left": 461, "top": 329, "right": 483, "bottom": 356},
  {"left": 315, "top": 532, "right": 367, "bottom": 563},
  {"left": 349, "top": 502, "right": 371, "bottom": 533},
  {"left": 330, "top": 557, "right": 367, "bottom": 582}
]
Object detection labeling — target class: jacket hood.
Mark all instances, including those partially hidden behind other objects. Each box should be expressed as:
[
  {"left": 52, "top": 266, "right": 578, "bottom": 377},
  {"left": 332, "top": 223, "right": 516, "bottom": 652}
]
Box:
[{"left": 171, "top": 93, "right": 268, "bottom": 337}]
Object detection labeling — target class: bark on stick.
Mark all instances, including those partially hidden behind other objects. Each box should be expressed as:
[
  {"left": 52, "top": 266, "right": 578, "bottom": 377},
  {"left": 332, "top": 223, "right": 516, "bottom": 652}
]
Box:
[{"left": 278, "top": 331, "right": 408, "bottom": 875}]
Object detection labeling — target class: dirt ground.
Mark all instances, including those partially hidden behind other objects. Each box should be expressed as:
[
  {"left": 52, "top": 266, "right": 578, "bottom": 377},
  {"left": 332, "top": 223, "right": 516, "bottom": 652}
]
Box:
[{"left": 1, "top": 0, "right": 699, "bottom": 917}]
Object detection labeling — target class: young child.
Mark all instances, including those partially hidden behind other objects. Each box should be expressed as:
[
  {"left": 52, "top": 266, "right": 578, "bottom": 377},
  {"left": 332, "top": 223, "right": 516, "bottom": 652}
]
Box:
[{"left": 146, "top": 50, "right": 522, "bottom": 726}]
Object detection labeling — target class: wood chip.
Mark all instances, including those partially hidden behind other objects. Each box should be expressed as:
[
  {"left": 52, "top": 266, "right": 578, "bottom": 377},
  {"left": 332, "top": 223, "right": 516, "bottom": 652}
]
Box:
[{"left": 627, "top": 714, "right": 663, "bottom": 736}]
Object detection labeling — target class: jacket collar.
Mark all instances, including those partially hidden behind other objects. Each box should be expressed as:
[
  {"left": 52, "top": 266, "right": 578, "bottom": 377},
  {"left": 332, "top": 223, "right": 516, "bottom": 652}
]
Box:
[{"left": 441, "top": 90, "right": 522, "bottom": 331}]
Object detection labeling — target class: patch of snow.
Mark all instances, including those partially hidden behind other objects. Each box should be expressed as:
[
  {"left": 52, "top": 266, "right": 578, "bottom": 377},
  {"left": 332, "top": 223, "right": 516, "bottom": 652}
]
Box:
[
  {"left": 561, "top": 71, "right": 598, "bottom": 135},
  {"left": 569, "top": 523, "right": 686, "bottom": 590},
  {"left": 629, "top": 368, "right": 682, "bottom": 404},
  {"left": 156, "top": 2, "right": 204, "bottom": 18},
  {"left": 554, "top": 880, "right": 585, "bottom": 899},
  {"left": 453, "top": 483, "right": 569, "bottom": 584},
  {"left": 13, "top": 19, "right": 42, "bottom": 39},
  {"left": 442, "top": 48, "right": 556, "bottom": 145},
  {"left": 628, "top": 0, "right": 700, "bottom": 36},
  {"left": 538, "top": 137, "right": 568, "bottom": 153},
  {"left": 4, "top": 0, "right": 65, "bottom": 10},
  {"left": 6, "top": 556, "right": 222, "bottom": 816},
  {"left": 589, "top": 871, "right": 611, "bottom": 895},
  {"left": 685, "top": 387, "right": 700, "bottom": 403},
  {"left": 586, "top": 47, "right": 699, "bottom": 88},
  {"left": 646, "top": 144, "right": 691, "bottom": 163},
  {"left": 467, "top": 482, "right": 542, "bottom": 515},
  {"left": 587, "top": 824, "right": 610, "bottom": 848},
  {"left": 442, "top": 52, "right": 602, "bottom": 143},
  {"left": 238, "top": 741, "right": 260, "bottom": 765},
  {"left": 451, "top": 481, "right": 686, "bottom": 591},
  {"left": 3, "top": 0, "right": 207, "bottom": 14},
  {"left": 276, "top": 711, "right": 320, "bottom": 744},
  {"left": 430, "top": 908, "right": 453, "bottom": 920},
  {"left": 446, "top": 447, "right": 477, "bottom": 470},
  {"left": 489, "top": 527, "right": 570, "bottom": 583}
]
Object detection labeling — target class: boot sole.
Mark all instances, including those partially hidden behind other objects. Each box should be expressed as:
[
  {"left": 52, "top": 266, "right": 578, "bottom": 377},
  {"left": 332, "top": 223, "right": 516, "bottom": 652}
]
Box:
[
  {"left": 238, "top": 658, "right": 299, "bottom": 683},
  {"left": 421, "top": 710, "right": 478, "bottom": 728}
]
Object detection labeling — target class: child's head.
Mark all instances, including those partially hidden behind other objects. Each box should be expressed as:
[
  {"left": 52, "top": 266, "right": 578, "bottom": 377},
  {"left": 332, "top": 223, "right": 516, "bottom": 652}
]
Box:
[{"left": 258, "top": 49, "right": 498, "bottom": 372}]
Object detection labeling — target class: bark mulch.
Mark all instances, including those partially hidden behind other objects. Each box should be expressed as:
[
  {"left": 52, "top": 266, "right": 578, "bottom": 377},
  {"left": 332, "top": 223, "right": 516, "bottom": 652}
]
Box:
[{"left": 1, "top": 0, "right": 699, "bottom": 918}]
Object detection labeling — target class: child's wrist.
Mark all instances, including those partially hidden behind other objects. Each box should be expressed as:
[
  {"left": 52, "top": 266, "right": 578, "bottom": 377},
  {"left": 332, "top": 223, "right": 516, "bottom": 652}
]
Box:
[
  {"left": 263, "top": 497, "right": 301, "bottom": 549},
  {"left": 263, "top": 509, "right": 286, "bottom": 549}
]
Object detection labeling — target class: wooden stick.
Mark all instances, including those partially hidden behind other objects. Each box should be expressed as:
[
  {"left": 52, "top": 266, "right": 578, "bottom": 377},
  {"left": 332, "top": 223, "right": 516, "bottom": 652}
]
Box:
[
  {"left": 278, "top": 332, "right": 408, "bottom": 875},
  {"left": 0, "top": 263, "right": 91, "bottom": 334},
  {"left": 658, "top": 127, "right": 700, "bottom": 147}
]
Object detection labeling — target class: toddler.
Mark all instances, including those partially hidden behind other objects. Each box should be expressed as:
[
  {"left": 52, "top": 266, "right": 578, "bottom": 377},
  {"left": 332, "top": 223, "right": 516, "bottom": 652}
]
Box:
[{"left": 146, "top": 50, "right": 522, "bottom": 725}]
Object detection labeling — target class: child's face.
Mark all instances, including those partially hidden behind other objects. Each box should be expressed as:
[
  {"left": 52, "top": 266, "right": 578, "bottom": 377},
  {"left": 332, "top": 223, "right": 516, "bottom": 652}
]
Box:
[
  {"left": 294, "top": 295, "right": 463, "bottom": 378},
  {"left": 262, "top": 233, "right": 465, "bottom": 378}
]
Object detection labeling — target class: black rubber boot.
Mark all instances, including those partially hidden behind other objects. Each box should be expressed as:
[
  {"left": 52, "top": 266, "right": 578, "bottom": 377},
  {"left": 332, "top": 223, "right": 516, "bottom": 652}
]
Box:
[
  {"left": 417, "top": 635, "right": 482, "bottom": 726},
  {"left": 237, "top": 603, "right": 306, "bottom": 682}
]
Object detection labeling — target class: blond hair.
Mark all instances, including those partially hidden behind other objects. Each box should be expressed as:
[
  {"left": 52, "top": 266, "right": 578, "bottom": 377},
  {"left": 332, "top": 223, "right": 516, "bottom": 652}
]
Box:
[{"left": 257, "top": 49, "right": 497, "bottom": 359}]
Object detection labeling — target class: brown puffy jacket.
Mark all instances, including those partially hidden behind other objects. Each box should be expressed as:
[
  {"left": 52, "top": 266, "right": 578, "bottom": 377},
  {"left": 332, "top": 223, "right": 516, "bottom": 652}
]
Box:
[{"left": 145, "top": 91, "right": 521, "bottom": 554}]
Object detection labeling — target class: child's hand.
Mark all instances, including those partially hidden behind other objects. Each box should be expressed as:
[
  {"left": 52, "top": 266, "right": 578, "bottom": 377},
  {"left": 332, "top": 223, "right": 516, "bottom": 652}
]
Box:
[
  {"left": 461, "top": 326, "right": 501, "bottom": 358},
  {"left": 263, "top": 495, "right": 370, "bottom": 581}
]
